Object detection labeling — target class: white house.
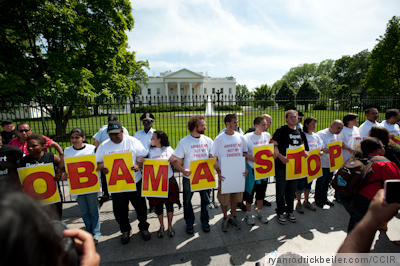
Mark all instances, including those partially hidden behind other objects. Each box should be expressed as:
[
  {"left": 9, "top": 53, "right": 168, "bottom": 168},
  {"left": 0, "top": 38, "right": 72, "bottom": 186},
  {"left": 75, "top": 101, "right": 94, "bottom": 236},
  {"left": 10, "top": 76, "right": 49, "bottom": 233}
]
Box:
[{"left": 138, "top": 68, "right": 236, "bottom": 106}]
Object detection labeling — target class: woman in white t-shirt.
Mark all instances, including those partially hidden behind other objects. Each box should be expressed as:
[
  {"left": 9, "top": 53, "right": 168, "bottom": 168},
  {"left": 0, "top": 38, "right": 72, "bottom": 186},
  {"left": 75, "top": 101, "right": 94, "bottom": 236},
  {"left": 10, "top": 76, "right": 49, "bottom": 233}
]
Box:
[
  {"left": 61, "top": 128, "right": 101, "bottom": 244},
  {"left": 337, "top": 113, "right": 361, "bottom": 162},
  {"left": 295, "top": 117, "right": 323, "bottom": 214},
  {"left": 137, "top": 130, "right": 180, "bottom": 238}
]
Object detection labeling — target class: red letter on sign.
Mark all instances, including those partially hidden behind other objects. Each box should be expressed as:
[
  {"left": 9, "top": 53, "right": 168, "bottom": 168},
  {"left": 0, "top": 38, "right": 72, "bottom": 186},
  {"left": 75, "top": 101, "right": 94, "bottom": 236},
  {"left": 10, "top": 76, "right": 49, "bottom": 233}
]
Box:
[
  {"left": 109, "top": 159, "right": 134, "bottom": 185},
  {"left": 254, "top": 150, "right": 273, "bottom": 174},
  {"left": 143, "top": 165, "right": 169, "bottom": 191},
  {"left": 287, "top": 151, "right": 305, "bottom": 174},
  {"left": 329, "top": 145, "right": 341, "bottom": 167},
  {"left": 68, "top": 161, "right": 98, "bottom": 189},
  {"left": 307, "top": 154, "right": 321, "bottom": 176},
  {"left": 192, "top": 162, "right": 215, "bottom": 185},
  {"left": 22, "top": 172, "right": 57, "bottom": 200}
]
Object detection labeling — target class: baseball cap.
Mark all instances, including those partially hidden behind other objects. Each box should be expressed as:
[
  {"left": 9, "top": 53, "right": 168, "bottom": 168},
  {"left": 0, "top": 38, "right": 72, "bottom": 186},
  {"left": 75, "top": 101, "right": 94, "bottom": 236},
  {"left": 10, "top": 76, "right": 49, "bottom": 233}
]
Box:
[{"left": 107, "top": 121, "right": 123, "bottom": 134}]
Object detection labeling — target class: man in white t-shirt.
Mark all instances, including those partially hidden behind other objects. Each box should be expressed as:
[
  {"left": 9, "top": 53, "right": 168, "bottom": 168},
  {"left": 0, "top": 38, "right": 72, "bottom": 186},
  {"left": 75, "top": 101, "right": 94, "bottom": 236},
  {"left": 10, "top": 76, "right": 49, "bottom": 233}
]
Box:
[
  {"left": 170, "top": 115, "right": 214, "bottom": 234},
  {"left": 211, "top": 114, "right": 248, "bottom": 232},
  {"left": 96, "top": 121, "right": 150, "bottom": 245},
  {"left": 315, "top": 120, "right": 343, "bottom": 207},
  {"left": 337, "top": 113, "right": 360, "bottom": 162},
  {"left": 134, "top": 113, "right": 156, "bottom": 151},
  {"left": 359, "top": 108, "right": 380, "bottom": 138},
  {"left": 380, "top": 109, "right": 400, "bottom": 137}
]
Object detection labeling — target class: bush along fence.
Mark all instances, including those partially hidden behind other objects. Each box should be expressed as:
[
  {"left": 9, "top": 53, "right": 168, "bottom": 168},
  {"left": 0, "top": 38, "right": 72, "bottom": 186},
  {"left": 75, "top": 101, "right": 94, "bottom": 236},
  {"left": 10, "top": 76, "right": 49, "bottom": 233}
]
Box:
[{"left": 0, "top": 93, "right": 398, "bottom": 202}]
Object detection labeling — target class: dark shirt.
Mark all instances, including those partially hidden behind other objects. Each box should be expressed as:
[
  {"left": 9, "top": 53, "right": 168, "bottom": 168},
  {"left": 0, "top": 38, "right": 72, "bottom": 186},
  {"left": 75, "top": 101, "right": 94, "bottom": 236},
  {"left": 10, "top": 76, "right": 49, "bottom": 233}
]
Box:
[
  {"left": 1, "top": 129, "right": 16, "bottom": 145},
  {"left": 0, "top": 144, "right": 24, "bottom": 189},
  {"left": 385, "top": 145, "right": 400, "bottom": 170}
]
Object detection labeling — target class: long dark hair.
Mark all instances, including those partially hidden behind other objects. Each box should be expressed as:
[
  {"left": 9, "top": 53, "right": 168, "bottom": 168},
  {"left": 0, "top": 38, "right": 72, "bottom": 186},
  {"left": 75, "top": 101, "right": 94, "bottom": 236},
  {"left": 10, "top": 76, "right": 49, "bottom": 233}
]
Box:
[
  {"left": 303, "top": 116, "right": 317, "bottom": 133},
  {"left": 355, "top": 137, "right": 384, "bottom": 159},
  {"left": 151, "top": 130, "right": 170, "bottom": 147}
]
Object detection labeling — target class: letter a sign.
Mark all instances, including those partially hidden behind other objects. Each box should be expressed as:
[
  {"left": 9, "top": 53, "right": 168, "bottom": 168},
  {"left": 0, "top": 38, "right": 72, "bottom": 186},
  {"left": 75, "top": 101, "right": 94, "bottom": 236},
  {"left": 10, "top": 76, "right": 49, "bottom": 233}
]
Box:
[
  {"left": 104, "top": 152, "right": 136, "bottom": 193},
  {"left": 190, "top": 158, "right": 216, "bottom": 192},
  {"left": 142, "top": 160, "right": 169, "bottom": 198}
]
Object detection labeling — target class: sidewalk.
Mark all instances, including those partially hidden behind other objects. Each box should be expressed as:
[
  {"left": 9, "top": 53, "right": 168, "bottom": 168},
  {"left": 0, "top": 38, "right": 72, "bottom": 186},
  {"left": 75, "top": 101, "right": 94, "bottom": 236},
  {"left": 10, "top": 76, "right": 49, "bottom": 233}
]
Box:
[{"left": 62, "top": 185, "right": 400, "bottom": 265}]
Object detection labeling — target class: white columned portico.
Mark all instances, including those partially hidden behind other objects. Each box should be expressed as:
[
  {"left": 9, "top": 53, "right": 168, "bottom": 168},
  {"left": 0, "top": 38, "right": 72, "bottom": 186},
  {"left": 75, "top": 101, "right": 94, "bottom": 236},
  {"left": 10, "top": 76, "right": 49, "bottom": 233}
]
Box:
[
  {"left": 164, "top": 82, "right": 169, "bottom": 104},
  {"left": 177, "top": 82, "right": 181, "bottom": 106},
  {"left": 200, "top": 82, "right": 204, "bottom": 102},
  {"left": 189, "top": 82, "right": 193, "bottom": 106}
]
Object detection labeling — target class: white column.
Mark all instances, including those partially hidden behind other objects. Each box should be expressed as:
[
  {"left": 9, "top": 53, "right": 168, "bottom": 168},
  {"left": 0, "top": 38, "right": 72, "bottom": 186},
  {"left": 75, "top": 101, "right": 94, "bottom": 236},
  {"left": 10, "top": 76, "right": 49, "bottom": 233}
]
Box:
[
  {"left": 189, "top": 82, "right": 193, "bottom": 106},
  {"left": 200, "top": 82, "right": 204, "bottom": 106},
  {"left": 164, "top": 82, "right": 169, "bottom": 105},
  {"left": 177, "top": 82, "right": 181, "bottom": 106}
]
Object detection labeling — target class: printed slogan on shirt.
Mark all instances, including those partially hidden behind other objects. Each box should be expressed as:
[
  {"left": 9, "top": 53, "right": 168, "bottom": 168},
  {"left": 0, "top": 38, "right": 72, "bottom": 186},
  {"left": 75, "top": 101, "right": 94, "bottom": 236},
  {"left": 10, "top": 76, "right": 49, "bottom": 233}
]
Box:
[
  {"left": 190, "top": 158, "right": 216, "bottom": 192},
  {"left": 104, "top": 152, "right": 136, "bottom": 193},
  {"left": 65, "top": 155, "right": 101, "bottom": 197},
  {"left": 393, "top": 135, "right": 400, "bottom": 148},
  {"left": 328, "top": 141, "right": 343, "bottom": 172},
  {"left": 307, "top": 148, "right": 322, "bottom": 183},
  {"left": 286, "top": 145, "right": 307, "bottom": 180},
  {"left": 253, "top": 144, "right": 275, "bottom": 180},
  {"left": 142, "top": 159, "right": 169, "bottom": 198},
  {"left": 18, "top": 163, "right": 61, "bottom": 205}
]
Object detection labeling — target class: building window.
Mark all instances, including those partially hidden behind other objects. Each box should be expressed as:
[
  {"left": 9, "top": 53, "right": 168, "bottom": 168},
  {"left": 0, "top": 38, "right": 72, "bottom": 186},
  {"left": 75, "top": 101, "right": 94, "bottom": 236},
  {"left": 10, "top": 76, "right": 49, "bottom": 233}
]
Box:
[
  {"left": 148, "top": 88, "right": 151, "bottom": 95},
  {"left": 212, "top": 88, "right": 215, "bottom": 94},
  {"left": 192, "top": 88, "right": 194, "bottom": 94},
  {"left": 221, "top": 88, "right": 224, "bottom": 93},
  {"left": 229, "top": 88, "right": 232, "bottom": 94},
  {"left": 157, "top": 88, "right": 160, "bottom": 95},
  {"left": 204, "top": 88, "right": 207, "bottom": 94},
  {"left": 181, "top": 88, "right": 184, "bottom": 95}
]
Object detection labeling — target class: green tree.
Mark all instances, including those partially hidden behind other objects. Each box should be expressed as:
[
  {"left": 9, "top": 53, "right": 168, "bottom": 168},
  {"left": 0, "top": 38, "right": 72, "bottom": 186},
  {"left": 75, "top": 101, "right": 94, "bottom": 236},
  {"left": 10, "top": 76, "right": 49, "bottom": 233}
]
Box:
[
  {"left": 296, "top": 81, "right": 320, "bottom": 111},
  {"left": 281, "top": 63, "right": 318, "bottom": 93},
  {"left": 235, "top": 84, "right": 252, "bottom": 106},
  {"left": 0, "top": 0, "right": 148, "bottom": 136},
  {"left": 364, "top": 16, "right": 400, "bottom": 95},
  {"left": 276, "top": 82, "right": 295, "bottom": 110},
  {"left": 252, "top": 84, "right": 275, "bottom": 109}
]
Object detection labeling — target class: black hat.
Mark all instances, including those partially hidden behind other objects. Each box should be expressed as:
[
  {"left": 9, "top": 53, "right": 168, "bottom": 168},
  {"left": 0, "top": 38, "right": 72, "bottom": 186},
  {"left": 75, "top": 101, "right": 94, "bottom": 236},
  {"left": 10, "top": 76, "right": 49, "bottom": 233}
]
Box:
[
  {"left": 297, "top": 111, "right": 304, "bottom": 117},
  {"left": 1, "top": 120, "right": 13, "bottom": 127},
  {"left": 140, "top": 113, "right": 155, "bottom": 122},
  {"left": 107, "top": 121, "right": 123, "bottom": 134},
  {"left": 108, "top": 114, "right": 118, "bottom": 122}
]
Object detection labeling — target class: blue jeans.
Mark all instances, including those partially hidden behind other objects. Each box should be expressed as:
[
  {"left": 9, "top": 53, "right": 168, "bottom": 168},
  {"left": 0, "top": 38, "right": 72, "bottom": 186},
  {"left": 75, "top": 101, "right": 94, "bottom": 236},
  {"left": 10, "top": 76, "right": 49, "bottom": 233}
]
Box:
[
  {"left": 275, "top": 168, "right": 298, "bottom": 215},
  {"left": 315, "top": 168, "right": 333, "bottom": 203},
  {"left": 339, "top": 193, "right": 371, "bottom": 233},
  {"left": 76, "top": 193, "right": 101, "bottom": 239},
  {"left": 183, "top": 178, "right": 210, "bottom": 226}
]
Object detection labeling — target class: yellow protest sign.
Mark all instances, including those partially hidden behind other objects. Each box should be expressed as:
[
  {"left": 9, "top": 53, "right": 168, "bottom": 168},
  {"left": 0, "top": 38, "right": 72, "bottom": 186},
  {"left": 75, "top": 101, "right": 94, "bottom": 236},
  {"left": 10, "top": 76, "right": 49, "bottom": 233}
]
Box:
[
  {"left": 190, "top": 158, "right": 216, "bottom": 192},
  {"left": 328, "top": 141, "right": 343, "bottom": 172},
  {"left": 104, "top": 152, "right": 136, "bottom": 193},
  {"left": 18, "top": 163, "right": 61, "bottom": 205},
  {"left": 286, "top": 145, "right": 307, "bottom": 180},
  {"left": 142, "top": 159, "right": 169, "bottom": 198},
  {"left": 393, "top": 135, "right": 400, "bottom": 148},
  {"left": 307, "top": 148, "right": 322, "bottom": 183},
  {"left": 253, "top": 144, "right": 275, "bottom": 180},
  {"left": 65, "top": 154, "right": 101, "bottom": 197}
]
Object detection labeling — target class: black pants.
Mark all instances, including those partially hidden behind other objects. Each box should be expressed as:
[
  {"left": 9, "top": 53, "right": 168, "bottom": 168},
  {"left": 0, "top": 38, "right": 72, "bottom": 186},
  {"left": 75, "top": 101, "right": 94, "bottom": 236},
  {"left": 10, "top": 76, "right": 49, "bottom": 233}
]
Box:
[
  {"left": 111, "top": 180, "right": 149, "bottom": 233},
  {"left": 101, "top": 172, "right": 109, "bottom": 196}
]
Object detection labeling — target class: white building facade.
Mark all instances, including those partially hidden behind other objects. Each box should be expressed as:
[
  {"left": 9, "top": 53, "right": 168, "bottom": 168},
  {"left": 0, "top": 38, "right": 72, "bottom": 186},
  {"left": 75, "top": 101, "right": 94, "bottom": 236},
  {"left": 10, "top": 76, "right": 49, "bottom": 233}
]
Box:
[{"left": 138, "top": 68, "right": 236, "bottom": 106}]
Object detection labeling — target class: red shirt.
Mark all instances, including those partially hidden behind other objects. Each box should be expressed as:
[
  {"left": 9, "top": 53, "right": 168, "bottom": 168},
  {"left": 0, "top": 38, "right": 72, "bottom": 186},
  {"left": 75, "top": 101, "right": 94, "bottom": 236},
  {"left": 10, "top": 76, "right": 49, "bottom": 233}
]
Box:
[
  {"left": 358, "top": 154, "right": 400, "bottom": 200},
  {"left": 8, "top": 136, "right": 53, "bottom": 156}
]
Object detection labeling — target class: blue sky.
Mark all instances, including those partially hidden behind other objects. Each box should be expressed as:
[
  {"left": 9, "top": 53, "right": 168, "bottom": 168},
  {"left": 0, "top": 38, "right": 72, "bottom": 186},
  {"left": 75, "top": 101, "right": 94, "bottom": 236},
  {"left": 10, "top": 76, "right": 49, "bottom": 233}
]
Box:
[{"left": 127, "top": 0, "right": 399, "bottom": 91}]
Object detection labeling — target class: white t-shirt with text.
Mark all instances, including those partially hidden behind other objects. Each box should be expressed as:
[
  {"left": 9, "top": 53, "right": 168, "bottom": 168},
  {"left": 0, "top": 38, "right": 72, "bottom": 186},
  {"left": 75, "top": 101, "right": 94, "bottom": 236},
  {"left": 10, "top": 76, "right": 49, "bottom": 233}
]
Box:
[
  {"left": 337, "top": 126, "right": 360, "bottom": 162},
  {"left": 316, "top": 128, "right": 338, "bottom": 168},
  {"left": 210, "top": 132, "right": 248, "bottom": 168},
  {"left": 244, "top": 131, "right": 271, "bottom": 169},
  {"left": 148, "top": 146, "right": 174, "bottom": 179}
]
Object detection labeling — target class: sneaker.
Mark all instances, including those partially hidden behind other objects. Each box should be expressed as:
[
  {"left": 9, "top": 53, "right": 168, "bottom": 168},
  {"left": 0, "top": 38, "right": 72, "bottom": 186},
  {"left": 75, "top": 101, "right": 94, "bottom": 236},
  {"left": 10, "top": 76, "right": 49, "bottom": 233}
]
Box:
[
  {"left": 186, "top": 224, "right": 194, "bottom": 234},
  {"left": 222, "top": 218, "right": 229, "bottom": 232},
  {"left": 245, "top": 213, "right": 255, "bottom": 225},
  {"left": 121, "top": 231, "right": 131, "bottom": 244},
  {"left": 94, "top": 238, "right": 99, "bottom": 246},
  {"left": 239, "top": 202, "right": 247, "bottom": 212},
  {"left": 263, "top": 199, "right": 272, "bottom": 206},
  {"left": 286, "top": 212, "right": 296, "bottom": 223},
  {"left": 140, "top": 230, "right": 151, "bottom": 241},
  {"left": 229, "top": 216, "right": 241, "bottom": 230},
  {"left": 315, "top": 201, "right": 324, "bottom": 208},
  {"left": 202, "top": 223, "right": 210, "bottom": 232},
  {"left": 277, "top": 214, "right": 286, "bottom": 225},
  {"left": 303, "top": 201, "right": 316, "bottom": 211},
  {"left": 168, "top": 226, "right": 175, "bottom": 237},
  {"left": 157, "top": 227, "right": 165, "bottom": 238},
  {"left": 296, "top": 202, "right": 304, "bottom": 214},
  {"left": 256, "top": 210, "right": 269, "bottom": 223},
  {"left": 325, "top": 200, "right": 335, "bottom": 207}
]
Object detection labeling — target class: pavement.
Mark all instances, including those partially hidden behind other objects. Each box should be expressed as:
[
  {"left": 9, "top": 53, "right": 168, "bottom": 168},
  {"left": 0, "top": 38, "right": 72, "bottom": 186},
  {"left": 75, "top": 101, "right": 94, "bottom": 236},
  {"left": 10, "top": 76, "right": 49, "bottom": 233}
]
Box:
[{"left": 62, "top": 184, "right": 400, "bottom": 266}]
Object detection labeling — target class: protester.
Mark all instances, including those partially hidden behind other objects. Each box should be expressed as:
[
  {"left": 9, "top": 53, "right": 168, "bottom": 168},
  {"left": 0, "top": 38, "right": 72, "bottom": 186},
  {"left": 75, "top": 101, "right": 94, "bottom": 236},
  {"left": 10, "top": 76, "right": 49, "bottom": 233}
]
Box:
[
  {"left": 171, "top": 115, "right": 213, "bottom": 234},
  {"left": 380, "top": 109, "right": 400, "bottom": 137},
  {"left": 134, "top": 112, "right": 156, "bottom": 151},
  {"left": 0, "top": 135, "right": 23, "bottom": 190},
  {"left": 337, "top": 113, "right": 360, "bottom": 163},
  {"left": 295, "top": 117, "right": 322, "bottom": 213},
  {"left": 95, "top": 121, "right": 150, "bottom": 244},
  {"left": 271, "top": 110, "right": 309, "bottom": 224},
  {"left": 243, "top": 116, "right": 272, "bottom": 225},
  {"left": 1, "top": 120, "right": 16, "bottom": 144},
  {"left": 137, "top": 130, "right": 180, "bottom": 237},
  {"left": 18, "top": 134, "right": 64, "bottom": 219},
  {"left": 61, "top": 128, "right": 101, "bottom": 245},
  {"left": 369, "top": 126, "right": 400, "bottom": 169},
  {"left": 297, "top": 111, "right": 304, "bottom": 130},
  {"left": 218, "top": 114, "right": 244, "bottom": 135},
  {"left": 211, "top": 113, "right": 248, "bottom": 232},
  {"left": 9, "top": 122, "right": 63, "bottom": 156},
  {"left": 358, "top": 108, "right": 380, "bottom": 138},
  {"left": 315, "top": 120, "right": 344, "bottom": 207},
  {"left": 339, "top": 137, "right": 400, "bottom": 233}
]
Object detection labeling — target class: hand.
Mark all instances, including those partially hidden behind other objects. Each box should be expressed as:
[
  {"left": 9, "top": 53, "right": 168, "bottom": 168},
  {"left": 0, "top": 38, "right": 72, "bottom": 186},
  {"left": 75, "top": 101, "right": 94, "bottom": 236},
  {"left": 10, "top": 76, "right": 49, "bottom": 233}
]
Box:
[
  {"left": 322, "top": 147, "right": 330, "bottom": 154},
  {"left": 349, "top": 148, "right": 355, "bottom": 154},
  {"left": 61, "top": 172, "right": 69, "bottom": 181},
  {"left": 243, "top": 169, "right": 248, "bottom": 178},
  {"left": 131, "top": 165, "right": 140, "bottom": 172},
  {"left": 137, "top": 157, "right": 145, "bottom": 163},
  {"left": 279, "top": 155, "right": 289, "bottom": 164},
  {"left": 63, "top": 229, "right": 100, "bottom": 266},
  {"left": 304, "top": 151, "right": 309, "bottom": 158},
  {"left": 182, "top": 169, "right": 191, "bottom": 177},
  {"left": 97, "top": 167, "right": 109, "bottom": 175},
  {"left": 218, "top": 174, "right": 226, "bottom": 181},
  {"left": 247, "top": 156, "right": 257, "bottom": 163}
]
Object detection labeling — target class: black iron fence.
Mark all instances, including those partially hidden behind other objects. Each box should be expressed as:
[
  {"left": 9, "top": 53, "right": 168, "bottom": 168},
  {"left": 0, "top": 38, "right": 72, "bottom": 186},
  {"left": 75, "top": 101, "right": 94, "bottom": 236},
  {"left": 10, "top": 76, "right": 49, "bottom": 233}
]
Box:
[{"left": 1, "top": 93, "right": 398, "bottom": 202}]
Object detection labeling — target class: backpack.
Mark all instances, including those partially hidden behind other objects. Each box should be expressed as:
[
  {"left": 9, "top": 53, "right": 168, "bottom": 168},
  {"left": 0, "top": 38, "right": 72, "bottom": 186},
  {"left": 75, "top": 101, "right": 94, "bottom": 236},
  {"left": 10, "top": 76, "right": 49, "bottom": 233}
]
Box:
[{"left": 331, "top": 156, "right": 389, "bottom": 197}]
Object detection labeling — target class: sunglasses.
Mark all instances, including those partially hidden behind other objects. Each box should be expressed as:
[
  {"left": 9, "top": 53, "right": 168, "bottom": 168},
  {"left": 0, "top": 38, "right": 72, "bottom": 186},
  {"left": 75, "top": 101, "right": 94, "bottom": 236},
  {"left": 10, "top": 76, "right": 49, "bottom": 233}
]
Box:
[
  {"left": 18, "top": 129, "right": 31, "bottom": 133},
  {"left": 143, "top": 120, "right": 153, "bottom": 124}
]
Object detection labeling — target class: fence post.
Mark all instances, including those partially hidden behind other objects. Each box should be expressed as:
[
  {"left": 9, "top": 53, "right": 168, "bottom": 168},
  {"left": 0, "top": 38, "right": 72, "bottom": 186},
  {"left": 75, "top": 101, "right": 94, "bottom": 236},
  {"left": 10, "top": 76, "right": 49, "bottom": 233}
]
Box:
[
  {"left": 132, "top": 92, "right": 138, "bottom": 132},
  {"left": 216, "top": 90, "right": 221, "bottom": 133},
  {"left": 38, "top": 93, "right": 47, "bottom": 136}
]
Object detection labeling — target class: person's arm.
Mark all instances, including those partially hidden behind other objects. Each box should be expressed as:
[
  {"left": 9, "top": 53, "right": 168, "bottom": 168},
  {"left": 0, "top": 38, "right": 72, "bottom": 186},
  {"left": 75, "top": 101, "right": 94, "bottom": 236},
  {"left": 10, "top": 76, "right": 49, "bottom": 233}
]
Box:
[
  {"left": 53, "top": 154, "right": 64, "bottom": 181},
  {"left": 170, "top": 155, "right": 191, "bottom": 177},
  {"left": 93, "top": 139, "right": 100, "bottom": 148},
  {"left": 96, "top": 162, "right": 109, "bottom": 175},
  {"left": 50, "top": 141, "right": 64, "bottom": 155},
  {"left": 63, "top": 229, "right": 101, "bottom": 266},
  {"left": 337, "top": 189, "right": 400, "bottom": 253}
]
